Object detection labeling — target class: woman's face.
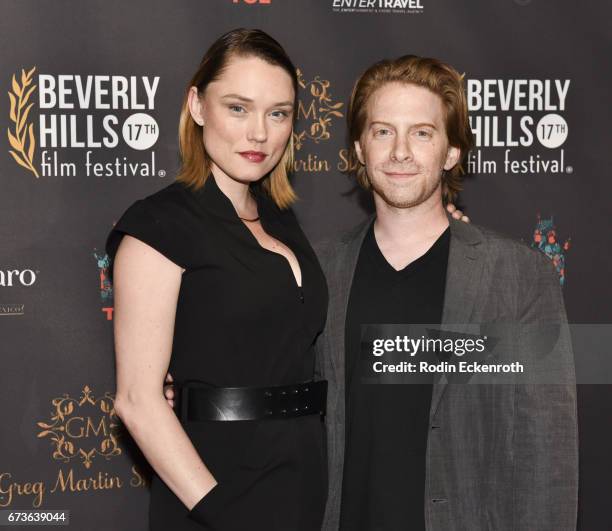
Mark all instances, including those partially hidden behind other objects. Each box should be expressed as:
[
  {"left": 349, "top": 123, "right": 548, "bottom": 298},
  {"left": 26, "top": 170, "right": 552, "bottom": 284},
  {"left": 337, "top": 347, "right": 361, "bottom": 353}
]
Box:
[{"left": 189, "top": 55, "right": 295, "bottom": 184}]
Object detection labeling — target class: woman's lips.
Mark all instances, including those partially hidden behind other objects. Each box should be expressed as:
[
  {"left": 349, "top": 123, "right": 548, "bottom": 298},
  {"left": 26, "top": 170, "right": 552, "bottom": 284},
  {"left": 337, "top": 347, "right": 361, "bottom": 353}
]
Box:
[{"left": 239, "top": 151, "right": 267, "bottom": 163}]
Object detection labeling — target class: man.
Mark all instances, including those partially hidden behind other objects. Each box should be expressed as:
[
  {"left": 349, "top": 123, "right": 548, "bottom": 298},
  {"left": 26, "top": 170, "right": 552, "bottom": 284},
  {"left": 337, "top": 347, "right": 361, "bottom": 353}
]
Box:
[{"left": 314, "top": 55, "right": 578, "bottom": 530}]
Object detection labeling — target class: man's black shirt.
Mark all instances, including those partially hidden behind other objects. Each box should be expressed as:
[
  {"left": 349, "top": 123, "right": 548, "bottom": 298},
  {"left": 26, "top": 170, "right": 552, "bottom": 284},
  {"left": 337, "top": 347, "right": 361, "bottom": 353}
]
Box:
[{"left": 340, "top": 221, "right": 450, "bottom": 531}]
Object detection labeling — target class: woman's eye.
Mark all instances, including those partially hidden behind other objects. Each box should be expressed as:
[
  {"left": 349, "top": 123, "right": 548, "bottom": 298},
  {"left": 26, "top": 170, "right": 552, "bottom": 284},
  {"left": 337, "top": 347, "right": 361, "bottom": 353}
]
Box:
[
  {"left": 374, "top": 129, "right": 391, "bottom": 137},
  {"left": 229, "top": 105, "right": 246, "bottom": 113},
  {"left": 270, "top": 110, "right": 289, "bottom": 120},
  {"left": 416, "top": 129, "right": 432, "bottom": 138}
]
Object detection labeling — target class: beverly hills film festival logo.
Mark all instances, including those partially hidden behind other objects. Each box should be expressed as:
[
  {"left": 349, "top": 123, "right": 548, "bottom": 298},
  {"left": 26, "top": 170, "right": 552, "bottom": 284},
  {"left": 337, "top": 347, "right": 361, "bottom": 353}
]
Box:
[
  {"left": 466, "top": 79, "right": 571, "bottom": 176},
  {"left": 7, "top": 66, "right": 164, "bottom": 179}
]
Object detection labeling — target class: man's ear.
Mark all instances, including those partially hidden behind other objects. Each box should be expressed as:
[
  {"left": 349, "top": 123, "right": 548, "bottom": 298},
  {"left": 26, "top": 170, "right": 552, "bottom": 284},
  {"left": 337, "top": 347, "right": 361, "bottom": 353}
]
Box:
[
  {"left": 187, "top": 86, "right": 205, "bottom": 126},
  {"left": 354, "top": 140, "right": 365, "bottom": 165},
  {"left": 443, "top": 145, "right": 461, "bottom": 171}
]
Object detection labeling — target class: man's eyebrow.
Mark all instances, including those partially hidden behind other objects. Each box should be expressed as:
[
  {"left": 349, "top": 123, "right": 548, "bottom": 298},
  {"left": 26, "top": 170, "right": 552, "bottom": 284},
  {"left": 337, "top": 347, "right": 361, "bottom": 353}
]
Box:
[
  {"left": 221, "top": 94, "right": 294, "bottom": 107},
  {"left": 369, "top": 120, "right": 395, "bottom": 128},
  {"left": 411, "top": 122, "right": 438, "bottom": 129},
  {"left": 369, "top": 120, "right": 438, "bottom": 129}
]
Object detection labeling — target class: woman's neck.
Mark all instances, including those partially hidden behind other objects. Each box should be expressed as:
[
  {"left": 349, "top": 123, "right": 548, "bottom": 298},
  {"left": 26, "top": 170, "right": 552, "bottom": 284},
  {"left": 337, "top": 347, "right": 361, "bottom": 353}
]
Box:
[{"left": 210, "top": 165, "right": 258, "bottom": 217}]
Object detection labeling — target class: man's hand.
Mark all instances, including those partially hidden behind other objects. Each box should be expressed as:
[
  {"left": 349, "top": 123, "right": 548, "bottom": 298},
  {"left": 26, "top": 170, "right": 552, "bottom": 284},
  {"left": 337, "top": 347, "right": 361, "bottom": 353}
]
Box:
[
  {"left": 447, "top": 203, "right": 470, "bottom": 223},
  {"left": 164, "top": 372, "right": 175, "bottom": 409}
]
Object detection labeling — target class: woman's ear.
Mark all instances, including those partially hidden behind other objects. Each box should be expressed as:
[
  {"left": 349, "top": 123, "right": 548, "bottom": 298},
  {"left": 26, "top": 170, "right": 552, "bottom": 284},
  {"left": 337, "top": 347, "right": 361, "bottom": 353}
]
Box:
[{"left": 187, "top": 86, "right": 205, "bottom": 126}]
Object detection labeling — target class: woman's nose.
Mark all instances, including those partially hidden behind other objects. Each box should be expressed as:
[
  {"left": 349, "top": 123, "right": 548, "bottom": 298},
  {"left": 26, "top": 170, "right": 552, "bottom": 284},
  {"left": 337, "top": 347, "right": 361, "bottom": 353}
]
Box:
[{"left": 247, "top": 115, "right": 267, "bottom": 143}]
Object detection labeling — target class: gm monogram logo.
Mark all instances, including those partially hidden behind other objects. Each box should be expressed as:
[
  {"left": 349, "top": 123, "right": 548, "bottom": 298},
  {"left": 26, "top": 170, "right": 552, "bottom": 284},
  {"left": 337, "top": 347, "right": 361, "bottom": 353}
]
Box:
[{"left": 37, "top": 385, "right": 123, "bottom": 469}]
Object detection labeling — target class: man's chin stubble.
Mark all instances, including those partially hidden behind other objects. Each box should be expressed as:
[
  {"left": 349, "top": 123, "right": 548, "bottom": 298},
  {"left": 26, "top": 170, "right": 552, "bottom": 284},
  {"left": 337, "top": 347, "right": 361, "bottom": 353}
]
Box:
[{"left": 372, "top": 182, "right": 438, "bottom": 210}]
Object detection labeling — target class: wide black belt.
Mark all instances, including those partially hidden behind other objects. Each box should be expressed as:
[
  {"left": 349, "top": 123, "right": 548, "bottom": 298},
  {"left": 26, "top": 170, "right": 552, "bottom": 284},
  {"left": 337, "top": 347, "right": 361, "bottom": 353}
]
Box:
[{"left": 177, "top": 380, "right": 327, "bottom": 422}]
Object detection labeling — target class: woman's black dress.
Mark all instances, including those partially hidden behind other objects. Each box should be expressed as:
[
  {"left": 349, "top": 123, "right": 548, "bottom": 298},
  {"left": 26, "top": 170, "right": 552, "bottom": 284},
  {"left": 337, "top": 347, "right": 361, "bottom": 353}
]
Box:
[{"left": 105, "top": 175, "right": 329, "bottom": 530}]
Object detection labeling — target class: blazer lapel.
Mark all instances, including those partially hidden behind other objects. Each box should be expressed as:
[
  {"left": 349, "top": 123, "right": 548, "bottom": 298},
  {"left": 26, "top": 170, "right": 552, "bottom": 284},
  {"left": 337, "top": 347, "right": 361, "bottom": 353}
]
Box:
[
  {"left": 328, "top": 216, "right": 374, "bottom": 398},
  {"left": 429, "top": 215, "right": 485, "bottom": 420}
]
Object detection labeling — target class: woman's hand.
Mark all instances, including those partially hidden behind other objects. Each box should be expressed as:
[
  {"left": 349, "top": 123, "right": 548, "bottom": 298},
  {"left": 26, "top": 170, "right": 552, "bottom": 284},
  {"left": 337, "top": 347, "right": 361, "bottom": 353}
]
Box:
[{"left": 446, "top": 203, "right": 470, "bottom": 223}]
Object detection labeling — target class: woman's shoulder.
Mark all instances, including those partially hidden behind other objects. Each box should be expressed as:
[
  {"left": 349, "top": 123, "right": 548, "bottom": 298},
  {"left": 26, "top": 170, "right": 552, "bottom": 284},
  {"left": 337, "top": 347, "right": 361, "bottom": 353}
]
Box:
[
  {"left": 106, "top": 180, "right": 196, "bottom": 274},
  {"left": 139, "top": 180, "right": 192, "bottom": 217}
]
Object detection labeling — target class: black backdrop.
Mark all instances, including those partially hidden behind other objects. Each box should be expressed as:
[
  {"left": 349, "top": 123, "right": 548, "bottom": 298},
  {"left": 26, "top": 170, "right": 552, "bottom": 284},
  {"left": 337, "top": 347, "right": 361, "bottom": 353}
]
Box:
[{"left": 1, "top": 1, "right": 610, "bottom": 529}]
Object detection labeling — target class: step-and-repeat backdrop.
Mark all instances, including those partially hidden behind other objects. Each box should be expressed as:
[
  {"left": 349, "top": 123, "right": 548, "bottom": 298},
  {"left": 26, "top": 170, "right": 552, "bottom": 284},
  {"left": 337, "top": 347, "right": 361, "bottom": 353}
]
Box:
[{"left": 1, "top": 1, "right": 610, "bottom": 529}]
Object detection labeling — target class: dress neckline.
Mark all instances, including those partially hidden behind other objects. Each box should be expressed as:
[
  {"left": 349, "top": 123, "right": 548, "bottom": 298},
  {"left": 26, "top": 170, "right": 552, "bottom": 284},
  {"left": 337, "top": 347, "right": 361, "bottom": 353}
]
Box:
[{"left": 182, "top": 174, "right": 304, "bottom": 289}]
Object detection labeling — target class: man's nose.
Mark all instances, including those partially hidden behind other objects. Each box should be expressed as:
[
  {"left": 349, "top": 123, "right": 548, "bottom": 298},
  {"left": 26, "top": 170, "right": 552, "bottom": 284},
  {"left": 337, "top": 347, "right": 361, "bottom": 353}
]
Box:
[{"left": 391, "top": 135, "right": 413, "bottom": 162}]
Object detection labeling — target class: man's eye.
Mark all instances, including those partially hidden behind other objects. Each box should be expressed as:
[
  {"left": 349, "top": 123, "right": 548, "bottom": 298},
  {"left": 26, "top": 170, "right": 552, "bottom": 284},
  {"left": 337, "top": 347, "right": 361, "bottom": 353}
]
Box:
[
  {"left": 416, "top": 129, "right": 432, "bottom": 138},
  {"left": 374, "top": 129, "right": 391, "bottom": 136},
  {"left": 229, "top": 105, "right": 246, "bottom": 113}
]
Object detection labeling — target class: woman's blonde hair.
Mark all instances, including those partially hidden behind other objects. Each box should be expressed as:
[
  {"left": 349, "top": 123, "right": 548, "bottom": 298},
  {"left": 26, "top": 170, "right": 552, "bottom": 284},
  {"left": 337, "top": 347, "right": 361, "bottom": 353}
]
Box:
[
  {"left": 176, "top": 28, "right": 298, "bottom": 209},
  {"left": 346, "top": 55, "right": 474, "bottom": 204}
]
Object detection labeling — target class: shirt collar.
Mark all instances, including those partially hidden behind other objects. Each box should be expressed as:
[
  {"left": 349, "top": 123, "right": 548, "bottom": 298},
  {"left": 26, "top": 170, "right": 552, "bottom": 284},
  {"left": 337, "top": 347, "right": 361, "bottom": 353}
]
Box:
[{"left": 191, "top": 173, "right": 273, "bottom": 224}]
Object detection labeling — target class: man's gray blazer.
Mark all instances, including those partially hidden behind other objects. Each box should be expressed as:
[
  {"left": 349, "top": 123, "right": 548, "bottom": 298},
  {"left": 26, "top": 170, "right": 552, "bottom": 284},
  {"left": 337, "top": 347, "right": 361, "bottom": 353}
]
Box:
[{"left": 314, "top": 214, "right": 578, "bottom": 531}]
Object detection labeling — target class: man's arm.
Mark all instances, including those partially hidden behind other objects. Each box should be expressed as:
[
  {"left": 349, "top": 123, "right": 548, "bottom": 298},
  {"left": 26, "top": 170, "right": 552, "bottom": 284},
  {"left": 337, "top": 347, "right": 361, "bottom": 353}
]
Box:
[{"left": 513, "top": 251, "right": 578, "bottom": 530}]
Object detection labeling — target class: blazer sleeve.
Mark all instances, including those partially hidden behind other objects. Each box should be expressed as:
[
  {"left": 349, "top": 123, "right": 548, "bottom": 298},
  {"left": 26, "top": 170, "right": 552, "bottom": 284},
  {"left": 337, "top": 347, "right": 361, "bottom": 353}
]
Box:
[
  {"left": 512, "top": 251, "right": 579, "bottom": 530},
  {"left": 105, "top": 198, "right": 189, "bottom": 280}
]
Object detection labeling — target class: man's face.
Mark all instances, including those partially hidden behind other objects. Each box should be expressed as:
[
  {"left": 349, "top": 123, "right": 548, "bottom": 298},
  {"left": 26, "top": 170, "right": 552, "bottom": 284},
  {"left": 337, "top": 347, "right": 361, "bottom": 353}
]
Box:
[{"left": 355, "top": 82, "right": 460, "bottom": 209}]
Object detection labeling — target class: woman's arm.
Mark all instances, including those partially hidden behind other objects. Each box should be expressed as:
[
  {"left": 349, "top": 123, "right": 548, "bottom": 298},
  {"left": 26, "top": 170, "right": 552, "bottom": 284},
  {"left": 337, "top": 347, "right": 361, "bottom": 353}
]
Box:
[{"left": 112, "top": 234, "right": 217, "bottom": 510}]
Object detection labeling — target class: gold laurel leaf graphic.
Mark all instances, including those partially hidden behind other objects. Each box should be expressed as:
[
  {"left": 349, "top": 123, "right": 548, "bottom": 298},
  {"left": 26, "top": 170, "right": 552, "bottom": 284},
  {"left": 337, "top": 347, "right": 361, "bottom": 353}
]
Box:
[
  {"left": 8, "top": 67, "right": 39, "bottom": 177},
  {"left": 11, "top": 74, "right": 21, "bottom": 97},
  {"left": 28, "top": 123, "right": 35, "bottom": 162},
  {"left": 20, "top": 85, "right": 36, "bottom": 110},
  {"left": 18, "top": 103, "right": 33, "bottom": 136},
  {"left": 9, "top": 150, "right": 31, "bottom": 171},
  {"left": 8, "top": 92, "right": 16, "bottom": 122},
  {"left": 21, "top": 69, "right": 32, "bottom": 89},
  {"left": 19, "top": 126, "right": 26, "bottom": 148},
  {"left": 7, "top": 128, "right": 22, "bottom": 150}
]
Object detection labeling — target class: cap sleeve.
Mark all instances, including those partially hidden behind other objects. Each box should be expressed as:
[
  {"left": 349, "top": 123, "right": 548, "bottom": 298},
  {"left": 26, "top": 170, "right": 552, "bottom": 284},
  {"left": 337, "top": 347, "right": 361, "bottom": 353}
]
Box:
[{"left": 105, "top": 198, "right": 188, "bottom": 280}]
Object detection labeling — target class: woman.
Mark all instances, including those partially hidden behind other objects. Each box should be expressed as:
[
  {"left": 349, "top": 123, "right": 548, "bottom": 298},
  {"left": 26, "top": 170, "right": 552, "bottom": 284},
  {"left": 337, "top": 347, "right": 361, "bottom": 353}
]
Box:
[
  {"left": 107, "top": 28, "right": 467, "bottom": 530},
  {"left": 107, "top": 28, "right": 328, "bottom": 530}
]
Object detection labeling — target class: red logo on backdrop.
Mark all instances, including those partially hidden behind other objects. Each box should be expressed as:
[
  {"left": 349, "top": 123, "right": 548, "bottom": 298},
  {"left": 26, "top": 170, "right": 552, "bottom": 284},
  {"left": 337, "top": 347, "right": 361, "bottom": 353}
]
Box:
[{"left": 233, "top": 0, "right": 271, "bottom": 4}]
